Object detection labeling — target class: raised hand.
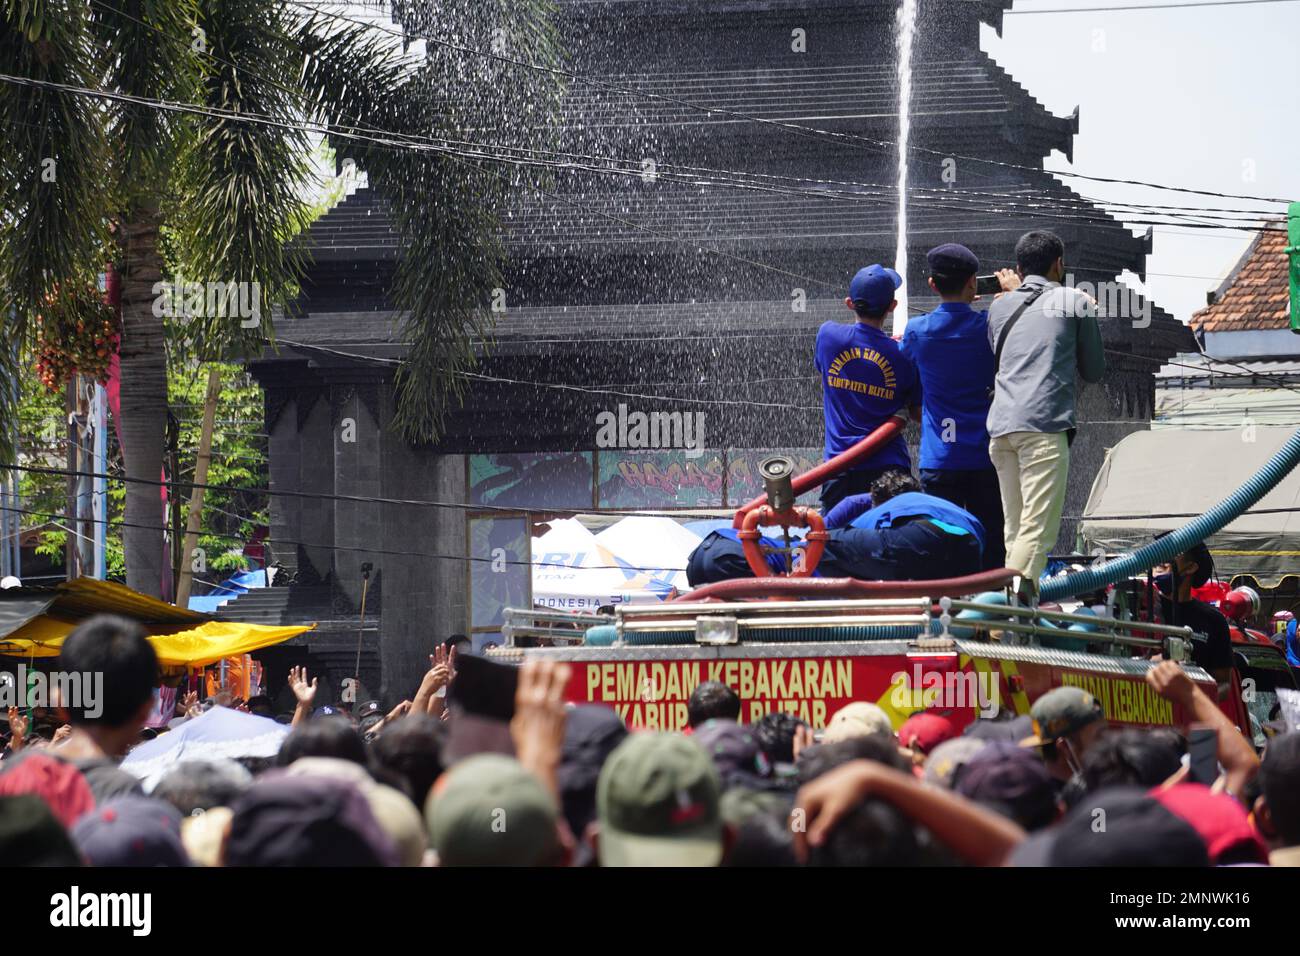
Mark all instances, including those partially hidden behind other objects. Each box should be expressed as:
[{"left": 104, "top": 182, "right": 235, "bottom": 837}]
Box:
[
  {"left": 432, "top": 643, "right": 458, "bottom": 684},
  {"left": 385, "top": 699, "right": 412, "bottom": 723},
  {"left": 995, "top": 267, "right": 1021, "bottom": 294},
  {"left": 6, "top": 706, "right": 28, "bottom": 750},
  {"left": 288, "top": 665, "right": 318, "bottom": 708},
  {"left": 1145, "top": 660, "right": 1196, "bottom": 708},
  {"left": 510, "top": 659, "right": 572, "bottom": 799},
  {"left": 792, "top": 724, "right": 815, "bottom": 762}
]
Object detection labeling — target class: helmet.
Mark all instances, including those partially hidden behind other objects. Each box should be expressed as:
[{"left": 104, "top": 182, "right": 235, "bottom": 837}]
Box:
[{"left": 1221, "top": 586, "right": 1260, "bottom": 623}]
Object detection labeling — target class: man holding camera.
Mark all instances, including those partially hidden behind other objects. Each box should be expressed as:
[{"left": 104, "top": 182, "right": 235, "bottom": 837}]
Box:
[
  {"left": 901, "top": 243, "right": 1017, "bottom": 570},
  {"left": 986, "top": 231, "right": 1105, "bottom": 598}
]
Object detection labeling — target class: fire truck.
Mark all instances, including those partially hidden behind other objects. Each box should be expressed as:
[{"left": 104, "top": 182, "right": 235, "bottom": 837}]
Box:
[{"left": 490, "top": 420, "right": 1299, "bottom": 745}]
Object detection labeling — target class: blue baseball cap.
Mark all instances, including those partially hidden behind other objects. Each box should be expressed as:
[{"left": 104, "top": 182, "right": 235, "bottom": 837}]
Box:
[{"left": 848, "top": 264, "right": 902, "bottom": 311}]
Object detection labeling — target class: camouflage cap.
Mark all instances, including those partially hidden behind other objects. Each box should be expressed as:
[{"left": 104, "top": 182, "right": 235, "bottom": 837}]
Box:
[
  {"left": 596, "top": 732, "right": 722, "bottom": 867},
  {"left": 1021, "top": 687, "right": 1104, "bottom": 747}
]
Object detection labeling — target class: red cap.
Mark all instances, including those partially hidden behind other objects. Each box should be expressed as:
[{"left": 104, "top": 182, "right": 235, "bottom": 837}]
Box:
[
  {"left": 0, "top": 753, "right": 94, "bottom": 828},
  {"left": 1149, "top": 782, "right": 1268, "bottom": 865},
  {"left": 897, "top": 712, "right": 959, "bottom": 755}
]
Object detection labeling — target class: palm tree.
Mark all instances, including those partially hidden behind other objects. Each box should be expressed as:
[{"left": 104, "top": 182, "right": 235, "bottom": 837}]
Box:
[{"left": 0, "top": 0, "right": 563, "bottom": 596}]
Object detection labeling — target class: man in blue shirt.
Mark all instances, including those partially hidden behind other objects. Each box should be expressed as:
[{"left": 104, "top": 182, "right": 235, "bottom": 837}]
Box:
[
  {"left": 685, "top": 473, "right": 983, "bottom": 585},
  {"left": 822, "top": 472, "right": 984, "bottom": 580},
  {"left": 900, "top": 244, "right": 1012, "bottom": 570},
  {"left": 815, "top": 264, "right": 921, "bottom": 515}
]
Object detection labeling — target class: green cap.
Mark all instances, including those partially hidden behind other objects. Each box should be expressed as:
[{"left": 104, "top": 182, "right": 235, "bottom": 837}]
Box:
[
  {"left": 597, "top": 733, "right": 723, "bottom": 867},
  {"left": 1022, "top": 687, "right": 1104, "bottom": 747},
  {"left": 719, "top": 786, "right": 791, "bottom": 828},
  {"left": 427, "top": 754, "right": 558, "bottom": 866}
]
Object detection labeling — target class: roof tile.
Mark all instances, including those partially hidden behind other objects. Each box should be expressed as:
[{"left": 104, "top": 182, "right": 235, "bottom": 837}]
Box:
[{"left": 1190, "top": 225, "right": 1291, "bottom": 333}]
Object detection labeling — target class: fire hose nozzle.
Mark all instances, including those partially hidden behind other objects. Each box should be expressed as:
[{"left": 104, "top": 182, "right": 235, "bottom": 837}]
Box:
[{"left": 760, "top": 455, "right": 796, "bottom": 512}]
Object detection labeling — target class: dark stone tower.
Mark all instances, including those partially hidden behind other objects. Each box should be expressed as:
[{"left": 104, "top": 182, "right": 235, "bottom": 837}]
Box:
[{"left": 235, "top": 0, "right": 1193, "bottom": 703}]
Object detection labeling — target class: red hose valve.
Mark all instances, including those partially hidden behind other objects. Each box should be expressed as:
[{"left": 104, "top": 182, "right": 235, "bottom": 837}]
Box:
[{"left": 739, "top": 505, "right": 827, "bottom": 578}]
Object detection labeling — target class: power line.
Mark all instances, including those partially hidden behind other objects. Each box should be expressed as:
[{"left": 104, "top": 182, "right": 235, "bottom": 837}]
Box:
[
  {"left": 3, "top": 503, "right": 690, "bottom": 573},
  {"left": 277, "top": 0, "right": 1295, "bottom": 206},
  {"left": 106, "top": 0, "right": 1273, "bottom": 223},
  {"left": 279, "top": 338, "right": 824, "bottom": 410},
  {"left": 0, "top": 462, "right": 695, "bottom": 520},
  {"left": 0, "top": 80, "right": 1273, "bottom": 229},
  {"left": 4, "top": 67, "right": 1277, "bottom": 234}
]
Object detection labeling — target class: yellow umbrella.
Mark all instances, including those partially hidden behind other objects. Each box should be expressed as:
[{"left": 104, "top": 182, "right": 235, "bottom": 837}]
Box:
[
  {"left": 148, "top": 620, "right": 314, "bottom": 668},
  {"left": 0, "top": 618, "right": 312, "bottom": 667}
]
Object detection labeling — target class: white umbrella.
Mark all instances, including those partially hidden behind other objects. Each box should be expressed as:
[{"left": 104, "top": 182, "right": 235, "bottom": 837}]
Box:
[
  {"left": 122, "top": 707, "right": 289, "bottom": 791},
  {"left": 593, "top": 516, "right": 703, "bottom": 598},
  {"left": 531, "top": 518, "right": 634, "bottom": 612}
]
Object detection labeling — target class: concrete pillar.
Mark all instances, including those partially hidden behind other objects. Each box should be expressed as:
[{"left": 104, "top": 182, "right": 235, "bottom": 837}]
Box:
[{"left": 379, "top": 416, "right": 466, "bottom": 702}]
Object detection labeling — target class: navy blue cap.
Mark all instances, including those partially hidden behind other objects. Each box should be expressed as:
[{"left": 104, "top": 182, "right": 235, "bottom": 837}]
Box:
[
  {"left": 72, "top": 796, "right": 191, "bottom": 867},
  {"left": 955, "top": 740, "right": 1055, "bottom": 824},
  {"left": 692, "top": 719, "right": 773, "bottom": 786},
  {"left": 1008, "top": 787, "right": 1209, "bottom": 867},
  {"left": 927, "top": 243, "right": 980, "bottom": 276},
  {"left": 848, "top": 265, "right": 902, "bottom": 311}
]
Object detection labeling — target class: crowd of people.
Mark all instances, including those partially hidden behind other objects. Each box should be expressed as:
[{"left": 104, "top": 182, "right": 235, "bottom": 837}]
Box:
[{"left": 1, "top": 612, "right": 1297, "bottom": 868}]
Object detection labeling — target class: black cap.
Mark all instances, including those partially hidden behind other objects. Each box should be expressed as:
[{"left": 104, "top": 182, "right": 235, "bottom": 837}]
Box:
[
  {"left": 1008, "top": 787, "right": 1209, "bottom": 867},
  {"left": 927, "top": 243, "right": 980, "bottom": 276},
  {"left": 225, "top": 773, "right": 399, "bottom": 867},
  {"left": 963, "top": 714, "right": 1034, "bottom": 743},
  {"left": 0, "top": 794, "right": 81, "bottom": 866},
  {"left": 557, "top": 705, "right": 629, "bottom": 842}
]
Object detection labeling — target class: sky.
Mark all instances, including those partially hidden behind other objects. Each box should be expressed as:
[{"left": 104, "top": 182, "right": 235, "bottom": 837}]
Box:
[{"left": 981, "top": 0, "right": 1300, "bottom": 324}]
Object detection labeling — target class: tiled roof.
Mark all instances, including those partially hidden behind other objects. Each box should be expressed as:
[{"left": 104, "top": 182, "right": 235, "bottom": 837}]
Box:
[
  {"left": 1190, "top": 225, "right": 1291, "bottom": 333},
  {"left": 537, "top": 59, "right": 1073, "bottom": 144},
  {"left": 305, "top": 180, "right": 1143, "bottom": 260}
]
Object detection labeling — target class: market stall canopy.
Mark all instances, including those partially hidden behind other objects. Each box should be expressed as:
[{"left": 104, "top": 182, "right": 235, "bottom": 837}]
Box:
[
  {"left": 592, "top": 516, "right": 697, "bottom": 595},
  {"left": 0, "top": 577, "right": 312, "bottom": 664},
  {"left": 1, "top": 619, "right": 314, "bottom": 665},
  {"left": 0, "top": 578, "right": 204, "bottom": 639},
  {"left": 531, "top": 518, "right": 639, "bottom": 612},
  {"left": 1080, "top": 427, "right": 1300, "bottom": 586}
]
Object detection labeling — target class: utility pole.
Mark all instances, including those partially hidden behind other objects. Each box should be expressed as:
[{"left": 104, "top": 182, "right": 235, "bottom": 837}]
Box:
[
  {"left": 0, "top": 336, "right": 19, "bottom": 582},
  {"left": 174, "top": 367, "right": 222, "bottom": 608},
  {"left": 64, "top": 377, "right": 80, "bottom": 579}
]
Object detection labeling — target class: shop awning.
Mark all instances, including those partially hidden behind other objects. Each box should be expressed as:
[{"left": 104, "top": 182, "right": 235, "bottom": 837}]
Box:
[
  {"left": 1080, "top": 427, "right": 1300, "bottom": 587},
  {"left": 1, "top": 619, "right": 313, "bottom": 667},
  {"left": 0, "top": 577, "right": 313, "bottom": 666}
]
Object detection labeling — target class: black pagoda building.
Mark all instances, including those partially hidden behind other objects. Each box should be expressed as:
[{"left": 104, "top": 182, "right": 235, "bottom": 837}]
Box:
[{"left": 230, "top": 0, "right": 1195, "bottom": 705}]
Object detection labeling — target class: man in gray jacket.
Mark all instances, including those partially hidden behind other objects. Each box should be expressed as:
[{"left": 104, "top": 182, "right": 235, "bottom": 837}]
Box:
[{"left": 986, "top": 231, "right": 1105, "bottom": 595}]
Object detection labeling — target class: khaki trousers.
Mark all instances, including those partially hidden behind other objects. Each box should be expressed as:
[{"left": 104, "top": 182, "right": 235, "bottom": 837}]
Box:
[{"left": 989, "top": 431, "right": 1069, "bottom": 581}]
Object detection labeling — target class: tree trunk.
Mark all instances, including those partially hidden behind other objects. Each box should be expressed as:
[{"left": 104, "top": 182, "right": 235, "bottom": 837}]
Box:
[{"left": 117, "top": 208, "right": 168, "bottom": 598}]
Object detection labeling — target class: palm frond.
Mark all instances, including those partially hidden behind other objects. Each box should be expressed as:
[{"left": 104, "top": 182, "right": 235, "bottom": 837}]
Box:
[
  {"left": 87, "top": 0, "right": 203, "bottom": 205},
  {"left": 298, "top": 0, "right": 566, "bottom": 444},
  {"left": 168, "top": 0, "right": 318, "bottom": 358}
]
